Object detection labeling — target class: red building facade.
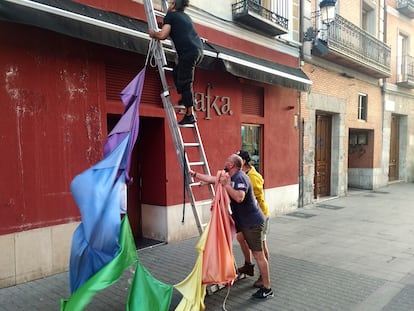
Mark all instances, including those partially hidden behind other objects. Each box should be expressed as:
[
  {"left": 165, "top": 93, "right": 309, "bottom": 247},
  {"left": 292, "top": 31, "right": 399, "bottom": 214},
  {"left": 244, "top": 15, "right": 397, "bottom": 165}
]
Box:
[{"left": 0, "top": 0, "right": 310, "bottom": 287}]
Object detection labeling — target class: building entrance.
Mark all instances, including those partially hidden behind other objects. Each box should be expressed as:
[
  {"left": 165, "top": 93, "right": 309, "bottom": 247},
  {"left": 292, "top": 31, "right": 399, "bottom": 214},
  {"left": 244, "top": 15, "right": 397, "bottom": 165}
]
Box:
[{"left": 314, "top": 114, "right": 332, "bottom": 198}]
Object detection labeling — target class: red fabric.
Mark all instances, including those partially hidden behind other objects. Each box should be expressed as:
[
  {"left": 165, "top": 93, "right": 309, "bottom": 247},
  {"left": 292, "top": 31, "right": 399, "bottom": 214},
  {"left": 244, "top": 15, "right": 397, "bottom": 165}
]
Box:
[{"left": 202, "top": 171, "right": 237, "bottom": 285}]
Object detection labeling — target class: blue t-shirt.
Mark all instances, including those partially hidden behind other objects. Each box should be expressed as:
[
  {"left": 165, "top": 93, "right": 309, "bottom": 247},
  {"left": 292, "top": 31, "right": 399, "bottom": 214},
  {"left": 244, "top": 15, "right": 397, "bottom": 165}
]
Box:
[{"left": 230, "top": 170, "right": 265, "bottom": 228}]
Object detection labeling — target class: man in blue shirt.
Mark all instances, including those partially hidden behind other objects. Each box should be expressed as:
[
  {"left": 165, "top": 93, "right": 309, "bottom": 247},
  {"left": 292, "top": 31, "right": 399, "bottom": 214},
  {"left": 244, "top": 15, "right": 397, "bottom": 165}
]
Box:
[{"left": 190, "top": 154, "right": 273, "bottom": 299}]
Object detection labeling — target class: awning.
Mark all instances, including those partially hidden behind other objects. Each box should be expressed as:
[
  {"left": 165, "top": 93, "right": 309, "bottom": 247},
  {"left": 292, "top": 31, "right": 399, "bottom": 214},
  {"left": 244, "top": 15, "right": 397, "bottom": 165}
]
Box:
[
  {"left": 204, "top": 43, "right": 312, "bottom": 92},
  {"left": 0, "top": 0, "right": 150, "bottom": 54},
  {"left": 0, "top": 0, "right": 312, "bottom": 92}
]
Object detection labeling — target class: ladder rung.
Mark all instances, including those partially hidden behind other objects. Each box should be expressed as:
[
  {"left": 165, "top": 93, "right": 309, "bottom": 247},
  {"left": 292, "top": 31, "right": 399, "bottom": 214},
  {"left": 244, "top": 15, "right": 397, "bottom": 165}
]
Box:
[
  {"left": 184, "top": 142, "right": 201, "bottom": 147},
  {"left": 163, "top": 66, "right": 173, "bottom": 71},
  {"left": 189, "top": 161, "right": 205, "bottom": 166},
  {"left": 178, "top": 123, "right": 196, "bottom": 128},
  {"left": 173, "top": 105, "right": 186, "bottom": 110},
  {"left": 154, "top": 10, "right": 166, "bottom": 18},
  {"left": 190, "top": 181, "right": 205, "bottom": 187}
]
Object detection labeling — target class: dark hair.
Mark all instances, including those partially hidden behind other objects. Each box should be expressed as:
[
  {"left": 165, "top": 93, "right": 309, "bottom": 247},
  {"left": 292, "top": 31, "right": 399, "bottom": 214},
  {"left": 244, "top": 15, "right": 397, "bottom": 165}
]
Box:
[
  {"left": 237, "top": 150, "right": 251, "bottom": 163},
  {"left": 174, "top": 0, "right": 189, "bottom": 11}
]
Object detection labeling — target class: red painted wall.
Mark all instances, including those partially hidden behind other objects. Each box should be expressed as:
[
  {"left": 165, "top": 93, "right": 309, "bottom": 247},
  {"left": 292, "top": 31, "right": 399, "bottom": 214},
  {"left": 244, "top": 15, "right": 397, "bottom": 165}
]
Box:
[
  {"left": 0, "top": 23, "right": 105, "bottom": 234},
  {"left": 0, "top": 5, "right": 300, "bottom": 234}
]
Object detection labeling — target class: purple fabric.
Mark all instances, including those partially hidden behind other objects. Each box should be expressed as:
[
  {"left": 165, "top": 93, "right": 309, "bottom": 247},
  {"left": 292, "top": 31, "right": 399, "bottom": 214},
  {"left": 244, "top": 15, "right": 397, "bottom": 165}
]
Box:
[{"left": 103, "top": 68, "right": 145, "bottom": 182}]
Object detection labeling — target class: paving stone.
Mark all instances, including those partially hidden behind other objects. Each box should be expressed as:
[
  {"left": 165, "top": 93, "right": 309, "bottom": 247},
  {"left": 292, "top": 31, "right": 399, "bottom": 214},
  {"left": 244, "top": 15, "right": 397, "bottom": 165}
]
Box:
[
  {"left": 1, "top": 183, "right": 414, "bottom": 310},
  {"left": 382, "top": 285, "right": 414, "bottom": 311}
]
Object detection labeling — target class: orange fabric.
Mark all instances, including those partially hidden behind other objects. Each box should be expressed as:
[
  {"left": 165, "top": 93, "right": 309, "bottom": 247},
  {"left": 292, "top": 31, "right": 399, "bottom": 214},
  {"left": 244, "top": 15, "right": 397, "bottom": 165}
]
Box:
[{"left": 202, "top": 171, "right": 237, "bottom": 285}]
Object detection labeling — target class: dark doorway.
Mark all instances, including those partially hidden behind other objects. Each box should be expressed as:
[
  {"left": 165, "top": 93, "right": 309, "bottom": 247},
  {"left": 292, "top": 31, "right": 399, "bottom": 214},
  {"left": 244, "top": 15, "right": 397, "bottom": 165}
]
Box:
[
  {"left": 389, "top": 115, "right": 400, "bottom": 181},
  {"left": 107, "top": 115, "right": 165, "bottom": 249},
  {"left": 314, "top": 114, "right": 332, "bottom": 198}
]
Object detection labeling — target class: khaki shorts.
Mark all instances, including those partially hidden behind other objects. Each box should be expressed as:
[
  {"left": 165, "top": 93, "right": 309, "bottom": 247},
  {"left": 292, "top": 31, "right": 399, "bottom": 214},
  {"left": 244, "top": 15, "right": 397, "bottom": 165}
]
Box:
[{"left": 240, "top": 223, "right": 264, "bottom": 252}]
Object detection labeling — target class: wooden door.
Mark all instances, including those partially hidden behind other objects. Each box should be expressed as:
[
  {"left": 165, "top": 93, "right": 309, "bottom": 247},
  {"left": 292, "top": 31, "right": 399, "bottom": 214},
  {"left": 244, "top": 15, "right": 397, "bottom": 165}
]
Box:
[
  {"left": 389, "top": 115, "right": 399, "bottom": 181},
  {"left": 314, "top": 115, "right": 332, "bottom": 198}
]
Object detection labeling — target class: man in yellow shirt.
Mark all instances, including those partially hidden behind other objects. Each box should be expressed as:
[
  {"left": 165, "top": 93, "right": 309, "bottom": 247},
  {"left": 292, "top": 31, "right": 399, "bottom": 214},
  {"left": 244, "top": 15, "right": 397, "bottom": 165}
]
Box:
[{"left": 236, "top": 150, "right": 270, "bottom": 288}]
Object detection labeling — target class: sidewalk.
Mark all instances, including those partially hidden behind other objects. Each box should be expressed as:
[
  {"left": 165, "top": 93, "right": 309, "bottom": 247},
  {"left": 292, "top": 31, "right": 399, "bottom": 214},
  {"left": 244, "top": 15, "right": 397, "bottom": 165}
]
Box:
[{"left": 1, "top": 182, "right": 414, "bottom": 311}]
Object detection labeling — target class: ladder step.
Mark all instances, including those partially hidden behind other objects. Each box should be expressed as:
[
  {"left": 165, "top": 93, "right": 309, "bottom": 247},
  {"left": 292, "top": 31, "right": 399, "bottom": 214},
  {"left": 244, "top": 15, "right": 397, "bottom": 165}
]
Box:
[
  {"left": 178, "top": 123, "right": 196, "bottom": 128},
  {"left": 173, "top": 105, "right": 186, "bottom": 110},
  {"left": 183, "top": 142, "right": 201, "bottom": 147},
  {"left": 163, "top": 66, "right": 173, "bottom": 72},
  {"left": 154, "top": 10, "right": 166, "bottom": 18},
  {"left": 189, "top": 161, "right": 205, "bottom": 166}
]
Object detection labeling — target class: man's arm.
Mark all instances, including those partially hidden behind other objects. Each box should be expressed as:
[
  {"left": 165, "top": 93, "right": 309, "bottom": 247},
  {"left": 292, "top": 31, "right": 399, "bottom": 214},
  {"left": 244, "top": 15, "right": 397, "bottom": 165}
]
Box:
[
  {"left": 224, "top": 184, "right": 245, "bottom": 203},
  {"left": 219, "top": 173, "right": 246, "bottom": 203},
  {"left": 149, "top": 24, "right": 171, "bottom": 40},
  {"left": 189, "top": 170, "right": 216, "bottom": 184}
]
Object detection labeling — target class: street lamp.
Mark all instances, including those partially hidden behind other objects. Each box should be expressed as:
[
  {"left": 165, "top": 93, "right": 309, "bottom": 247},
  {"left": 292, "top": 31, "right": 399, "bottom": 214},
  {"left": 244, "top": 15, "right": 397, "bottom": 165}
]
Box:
[
  {"left": 303, "top": 0, "right": 337, "bottom": 41},
  {"left": 319, "top": 0, "right": 337, "bottom": 24}
]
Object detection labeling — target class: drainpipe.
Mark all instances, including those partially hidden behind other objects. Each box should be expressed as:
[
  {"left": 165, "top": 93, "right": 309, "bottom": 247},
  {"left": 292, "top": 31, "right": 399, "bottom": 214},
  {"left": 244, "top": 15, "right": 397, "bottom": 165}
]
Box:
[
  {"left": 298, "top": 91, "right": 304, "bottom": 208},
  {"left": 298, "top": 0, "right": 305, "bottom": 208},
  {"left": 380, "top": 0, "right": 387, "bottom": 184}
]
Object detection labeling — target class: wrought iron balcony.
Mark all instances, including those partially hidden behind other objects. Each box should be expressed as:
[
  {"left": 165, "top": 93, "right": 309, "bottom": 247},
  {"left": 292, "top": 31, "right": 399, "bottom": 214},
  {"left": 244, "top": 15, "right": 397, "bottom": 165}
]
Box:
[
  {"left": 232, "top": 0, "right": 288, "bottom": 36},
  {"left": 396, "top": 55, "right": 414, "bottom": 88},
  {"left": 397, "top": 0, "right": 414, "bottom": 18},
  {"left": 311, "top": 15, "right": 391, "bottom": 78}
]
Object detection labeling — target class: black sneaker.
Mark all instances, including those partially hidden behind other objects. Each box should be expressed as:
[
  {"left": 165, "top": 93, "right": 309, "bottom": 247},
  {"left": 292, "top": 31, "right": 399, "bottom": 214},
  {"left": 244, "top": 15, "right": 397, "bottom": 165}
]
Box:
[
  {"left": 178, "top": 114, "right": 196, "bottom": 125},
  {"left": 252, "top": 287, "right": 274, "bottom": 299}
]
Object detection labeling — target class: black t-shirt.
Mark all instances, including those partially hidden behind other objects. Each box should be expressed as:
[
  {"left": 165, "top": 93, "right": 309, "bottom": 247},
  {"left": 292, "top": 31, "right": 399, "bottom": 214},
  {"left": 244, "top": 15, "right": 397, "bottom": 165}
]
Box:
[{"left": 163, "top": 11, "right": 203, "bottom": 55}]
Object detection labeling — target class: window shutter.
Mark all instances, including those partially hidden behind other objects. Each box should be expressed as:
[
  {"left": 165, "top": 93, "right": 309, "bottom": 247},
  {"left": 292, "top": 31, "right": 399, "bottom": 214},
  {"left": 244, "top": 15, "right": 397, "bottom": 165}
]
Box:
[
  {"left": 105, "top": 64, "right": 161, "bottom": 106},
  {"left": 242, "top": 85, "right": 264, "bottom": 116}
]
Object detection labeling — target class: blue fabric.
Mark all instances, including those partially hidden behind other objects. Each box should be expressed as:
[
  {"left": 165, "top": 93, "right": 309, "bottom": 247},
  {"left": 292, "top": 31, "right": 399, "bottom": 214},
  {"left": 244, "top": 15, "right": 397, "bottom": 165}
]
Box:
[
  {"left": 67, "top": 68, "right": 145, "bottom": 296},
  {"left": 69, "top": 136, "right": 129, "bottom": 293}
]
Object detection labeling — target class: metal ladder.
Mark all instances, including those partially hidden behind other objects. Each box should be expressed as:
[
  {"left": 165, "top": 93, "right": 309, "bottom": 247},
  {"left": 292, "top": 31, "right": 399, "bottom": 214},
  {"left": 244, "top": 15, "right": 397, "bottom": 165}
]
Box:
[{"left": 143, "top": 0, "right": 214, "bottom": 235}]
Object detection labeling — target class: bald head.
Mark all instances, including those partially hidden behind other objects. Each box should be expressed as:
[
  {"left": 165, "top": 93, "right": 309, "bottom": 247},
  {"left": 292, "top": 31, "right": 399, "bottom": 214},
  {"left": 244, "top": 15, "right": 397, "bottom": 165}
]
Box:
[
  {"left": 224, "top": 154, "right": 243, "bottom": 174},
  {"left": 231, "top": 154, "right": 243, "bottom": 169}
]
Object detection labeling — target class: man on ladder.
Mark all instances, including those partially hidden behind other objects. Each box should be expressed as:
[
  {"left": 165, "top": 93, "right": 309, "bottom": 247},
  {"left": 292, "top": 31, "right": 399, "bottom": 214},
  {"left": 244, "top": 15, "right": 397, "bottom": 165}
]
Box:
[{"left": 149, "top": 0, "right": 203, "bottom": 125}]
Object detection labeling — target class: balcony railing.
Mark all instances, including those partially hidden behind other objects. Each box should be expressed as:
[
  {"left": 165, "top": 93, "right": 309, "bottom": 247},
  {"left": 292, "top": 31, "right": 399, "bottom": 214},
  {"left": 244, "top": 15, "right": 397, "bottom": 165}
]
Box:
[
  {"left": 232, "top": 0, "right": 288, "bottom": 36},
  {"left": 396, "top": 0, "right": 414, "bottom": 18},
  {"left": 312, "top": 15, "right": 391, "bottom": 78},
  {"left": 397, "top": 55, "right": 414, "bottom": 88}
]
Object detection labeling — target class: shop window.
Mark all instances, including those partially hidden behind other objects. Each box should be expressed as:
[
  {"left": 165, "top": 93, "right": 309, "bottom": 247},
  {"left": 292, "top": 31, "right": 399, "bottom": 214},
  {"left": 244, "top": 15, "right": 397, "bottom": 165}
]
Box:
[
  {"left": 358, "top": 93, "right": 368, "bottom": 121},
  {"left": 242, "top": 85, "right": 264, "bottom": 117},
  {"left": 241, "top": 124, "right": 262, "bottom": 173}
]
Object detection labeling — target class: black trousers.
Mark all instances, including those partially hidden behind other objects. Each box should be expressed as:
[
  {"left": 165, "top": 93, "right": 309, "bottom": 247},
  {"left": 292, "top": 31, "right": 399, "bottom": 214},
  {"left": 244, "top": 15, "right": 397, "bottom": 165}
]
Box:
[{"left": 173, "top": 49, "right": 203, "bottom": 108}]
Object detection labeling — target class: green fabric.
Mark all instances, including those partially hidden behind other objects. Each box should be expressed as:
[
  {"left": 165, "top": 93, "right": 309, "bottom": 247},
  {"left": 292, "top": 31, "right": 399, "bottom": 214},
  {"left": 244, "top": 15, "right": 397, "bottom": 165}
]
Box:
[
  {"left": 126, "top": 259, "right": 173, "bottom": 311},
  {"left": 60, "top": 216, "right": 138, "bottom": 311}
]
